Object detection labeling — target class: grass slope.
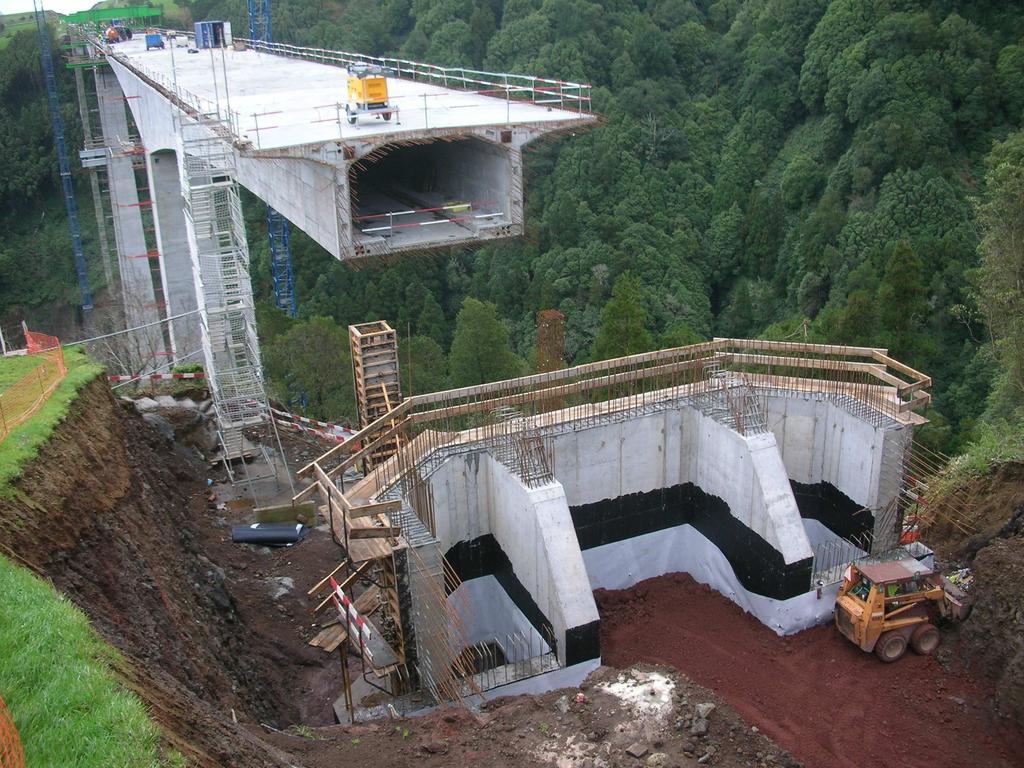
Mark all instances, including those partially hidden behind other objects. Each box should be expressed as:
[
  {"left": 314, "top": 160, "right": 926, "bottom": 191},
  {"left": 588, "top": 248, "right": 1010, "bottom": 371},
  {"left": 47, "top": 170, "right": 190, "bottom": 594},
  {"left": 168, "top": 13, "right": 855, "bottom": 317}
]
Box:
[
  {"left": 0, "top": 10, "right": 57, "bottom": 50},
  {"left": 0, "top": 347, "right": 103, "bottom": 496},
  {"left": 0, "top": 348, "right": 177, "bottom": 767},
  {"left": 0, "top": 554, "right": 167, "bottom": 768},
  {"left": 0, "top": 355, "right": 43, "bottom": 393}
]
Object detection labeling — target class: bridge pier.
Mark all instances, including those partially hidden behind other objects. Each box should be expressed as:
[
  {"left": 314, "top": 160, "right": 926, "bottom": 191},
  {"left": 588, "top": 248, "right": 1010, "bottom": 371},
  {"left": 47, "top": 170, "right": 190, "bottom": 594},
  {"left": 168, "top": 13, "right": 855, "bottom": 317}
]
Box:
[
  {"left": 147, "top": 149, "right": 201, "bottom": 359},
  {"left": 94, "top": 68, "right": 166, "bottom": 367}
]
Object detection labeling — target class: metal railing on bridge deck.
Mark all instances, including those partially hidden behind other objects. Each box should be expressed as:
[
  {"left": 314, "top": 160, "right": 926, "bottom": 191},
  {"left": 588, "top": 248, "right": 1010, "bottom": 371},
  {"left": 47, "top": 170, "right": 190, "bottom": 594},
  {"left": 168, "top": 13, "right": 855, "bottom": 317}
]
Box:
[
  {"left": 81, "top": 27, "right": 592, "bottom": 151},
  {"left": 297, "top": 338, "right": 931, "bottom": 541},
  {"left": 236, "top": 37, "right": 593, "bottom": 114}
]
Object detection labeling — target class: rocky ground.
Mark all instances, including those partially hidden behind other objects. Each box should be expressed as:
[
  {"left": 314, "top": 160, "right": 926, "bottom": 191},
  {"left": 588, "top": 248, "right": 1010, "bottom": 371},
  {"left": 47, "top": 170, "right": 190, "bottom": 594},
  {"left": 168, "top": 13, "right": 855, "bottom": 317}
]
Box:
[{"left": 262, "top": 664, "right": 800, "bottom": 768}]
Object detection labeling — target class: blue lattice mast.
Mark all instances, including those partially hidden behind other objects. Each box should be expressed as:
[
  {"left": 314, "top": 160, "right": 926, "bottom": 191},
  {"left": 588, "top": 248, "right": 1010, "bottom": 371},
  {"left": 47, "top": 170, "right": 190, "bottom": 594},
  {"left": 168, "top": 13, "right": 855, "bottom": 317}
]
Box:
[
  {"left": 247, "top": 0, "right": 296, "bottom": 317},
  {"left": 33, "top": 0, "right": 93, "bottom": 316}
]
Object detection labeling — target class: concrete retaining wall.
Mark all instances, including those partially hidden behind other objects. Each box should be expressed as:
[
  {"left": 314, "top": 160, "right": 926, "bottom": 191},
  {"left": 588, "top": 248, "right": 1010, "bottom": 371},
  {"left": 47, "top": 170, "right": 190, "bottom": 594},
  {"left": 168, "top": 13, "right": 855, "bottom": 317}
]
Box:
[
  {"left": 763, "top": 393, "right": 912, "bottom": 513},
  {"left": 430, "top": 452, "right": 598, "bottom": 666},
  {"left": 549, "top": 408, "right": 811, "bottom": 564}
]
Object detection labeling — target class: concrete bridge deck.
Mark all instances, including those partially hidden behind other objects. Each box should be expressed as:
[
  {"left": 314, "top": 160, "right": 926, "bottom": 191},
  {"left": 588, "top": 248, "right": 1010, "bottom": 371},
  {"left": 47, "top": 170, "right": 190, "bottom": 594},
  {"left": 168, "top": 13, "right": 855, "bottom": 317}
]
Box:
[
  {"left": 105, "top": 35, "right": 594, "bottom": 264},
  {"left": 108, "top": 37, "right": 590, "bottom": 151}
]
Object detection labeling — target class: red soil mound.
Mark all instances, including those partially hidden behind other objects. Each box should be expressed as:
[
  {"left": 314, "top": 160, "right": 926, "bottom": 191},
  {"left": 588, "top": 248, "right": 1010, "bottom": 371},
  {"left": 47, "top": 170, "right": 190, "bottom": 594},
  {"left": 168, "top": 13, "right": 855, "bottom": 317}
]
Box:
[{"left": 597, "top": 572, "right": 1023, "bottom": 768}]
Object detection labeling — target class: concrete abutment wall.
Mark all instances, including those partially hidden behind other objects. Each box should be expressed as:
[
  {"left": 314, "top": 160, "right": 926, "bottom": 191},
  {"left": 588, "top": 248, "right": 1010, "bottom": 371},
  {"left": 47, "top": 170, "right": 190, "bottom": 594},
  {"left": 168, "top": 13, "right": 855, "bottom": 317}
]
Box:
[{"left": 429, "top": 392, "right": 914, "bottom": 663}]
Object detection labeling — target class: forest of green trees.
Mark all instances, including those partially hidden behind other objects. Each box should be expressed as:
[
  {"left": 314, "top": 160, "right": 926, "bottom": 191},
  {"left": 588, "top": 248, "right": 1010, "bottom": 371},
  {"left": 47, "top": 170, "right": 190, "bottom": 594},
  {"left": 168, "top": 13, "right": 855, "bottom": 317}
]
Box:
[{"left": 2, "top": 0, "right": 1024, "bottom": 455}]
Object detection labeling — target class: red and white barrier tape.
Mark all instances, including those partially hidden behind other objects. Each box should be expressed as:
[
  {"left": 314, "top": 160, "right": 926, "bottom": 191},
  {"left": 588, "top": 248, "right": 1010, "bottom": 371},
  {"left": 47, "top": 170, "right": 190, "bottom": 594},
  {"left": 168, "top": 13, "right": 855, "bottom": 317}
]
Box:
[
  {"left": 275, "top": 419, "right": 348, "bottom": 443},
  {"left": 270, "top": 407, "right": 354, "bottom": 435},
  {"left": 107, "top": 372, "right": 207, "bottom": 382},
  {"left": 329, "top": 577, "right": 374, "bottom": 661}
]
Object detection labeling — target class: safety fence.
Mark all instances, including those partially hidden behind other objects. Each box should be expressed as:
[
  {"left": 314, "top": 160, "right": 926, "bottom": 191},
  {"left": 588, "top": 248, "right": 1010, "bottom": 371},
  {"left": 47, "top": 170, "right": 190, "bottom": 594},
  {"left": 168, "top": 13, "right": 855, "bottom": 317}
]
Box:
[
  {"left": 106, "top": 371, "right": 206, "bottom": 383},
  {"left": 270, "top": 407, "right": 353, "bottom": 444},
  {"left": 0, "top": 695, "right": 24, "bottom": 768},
  {"left": 0, "top": 333, "right": 66, "bottom": 444}
]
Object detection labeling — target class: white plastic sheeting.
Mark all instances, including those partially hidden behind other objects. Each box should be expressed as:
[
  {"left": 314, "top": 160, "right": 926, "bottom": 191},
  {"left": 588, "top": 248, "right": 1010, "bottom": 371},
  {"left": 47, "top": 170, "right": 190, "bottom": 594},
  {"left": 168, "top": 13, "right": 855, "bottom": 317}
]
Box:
[
  {"left": 449, "top": 575, "right": 550, "bottom": 651},
  {"left": 582, "top": 521, "right": 842, "bottom": 635},
  {"left": 477, "top": 659, "right": 601, "bottom": 701}
]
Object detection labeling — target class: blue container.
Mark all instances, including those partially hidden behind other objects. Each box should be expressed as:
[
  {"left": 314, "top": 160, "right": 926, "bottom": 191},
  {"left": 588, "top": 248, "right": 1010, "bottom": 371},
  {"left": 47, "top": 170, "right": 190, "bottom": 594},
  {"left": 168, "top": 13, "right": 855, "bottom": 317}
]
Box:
[{"left": 145, "top": 33, "right": 163, "bottom": 50}]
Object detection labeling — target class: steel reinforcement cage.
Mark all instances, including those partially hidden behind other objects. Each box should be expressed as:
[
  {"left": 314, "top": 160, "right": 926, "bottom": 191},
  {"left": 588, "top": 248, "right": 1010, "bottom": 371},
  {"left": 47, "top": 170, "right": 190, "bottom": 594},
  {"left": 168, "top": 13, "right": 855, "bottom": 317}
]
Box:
[{"left": 300, "top": 338, "right": 930, "bottom": 539}]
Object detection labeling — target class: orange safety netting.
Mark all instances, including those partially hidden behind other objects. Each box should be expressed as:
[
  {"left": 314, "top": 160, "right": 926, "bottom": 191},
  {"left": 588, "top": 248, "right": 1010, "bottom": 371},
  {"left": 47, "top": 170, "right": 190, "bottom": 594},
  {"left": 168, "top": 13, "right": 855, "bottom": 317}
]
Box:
[
  {"left": 24, "top": 331, "right": 61, "bottom": 355},
  {"left": 0, "top": 696, "right": 24, "bottom": 768},
  {"left": 0, "top": 332, "right": 66, "bottom": 443}
]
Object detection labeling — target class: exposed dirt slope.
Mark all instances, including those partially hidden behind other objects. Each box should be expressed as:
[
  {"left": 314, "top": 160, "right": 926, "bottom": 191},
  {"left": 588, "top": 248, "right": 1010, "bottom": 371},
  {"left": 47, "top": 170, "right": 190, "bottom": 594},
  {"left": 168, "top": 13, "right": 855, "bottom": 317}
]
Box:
[
  {"left": 597, "top": 573, "right": 1023, "bottom": 768},
  {"left": 924, "top": 462, "right": 1024, "bottom": 727},
  {"left": 0, "top": 380, "right": 336, "bottom": 767},
  {"left": 963, "top": 534, "right": 1024, "bottom": 725}
]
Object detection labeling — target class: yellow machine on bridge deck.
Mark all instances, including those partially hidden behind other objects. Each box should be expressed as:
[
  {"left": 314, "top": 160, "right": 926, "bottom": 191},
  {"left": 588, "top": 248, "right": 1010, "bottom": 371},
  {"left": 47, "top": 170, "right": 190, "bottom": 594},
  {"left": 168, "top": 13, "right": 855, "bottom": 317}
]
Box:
[{"left": 345, "top": 63, "right": 393, "bottom": 125}]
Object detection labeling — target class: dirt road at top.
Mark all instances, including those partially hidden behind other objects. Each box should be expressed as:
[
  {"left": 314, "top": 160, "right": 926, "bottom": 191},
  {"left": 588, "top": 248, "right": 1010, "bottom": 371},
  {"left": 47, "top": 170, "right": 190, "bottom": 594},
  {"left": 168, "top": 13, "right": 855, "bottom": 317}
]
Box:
[{"left": 597, "top": 573, "right": 1023, "bottom": 768}]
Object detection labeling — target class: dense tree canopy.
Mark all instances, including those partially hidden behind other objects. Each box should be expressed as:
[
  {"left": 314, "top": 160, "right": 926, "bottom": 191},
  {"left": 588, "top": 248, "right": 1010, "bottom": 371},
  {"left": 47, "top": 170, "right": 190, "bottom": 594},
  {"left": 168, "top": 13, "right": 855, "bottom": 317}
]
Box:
[
  {"left": 448, "top": 298, "right": 524, "bottom": 387},
  {"left": 5, "top": 1, "right": 1024, "bottom": 449}
]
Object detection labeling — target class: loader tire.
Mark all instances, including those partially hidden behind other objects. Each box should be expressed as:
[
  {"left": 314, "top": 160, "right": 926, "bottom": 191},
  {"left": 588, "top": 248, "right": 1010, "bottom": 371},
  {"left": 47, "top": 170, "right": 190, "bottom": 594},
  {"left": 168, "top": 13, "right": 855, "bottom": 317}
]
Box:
[
  {"left": 911, "top": 623, "right": 940, "bottom": 655},
  {"left": 874, "top": 631, "right": 907, "bottom": 663}
]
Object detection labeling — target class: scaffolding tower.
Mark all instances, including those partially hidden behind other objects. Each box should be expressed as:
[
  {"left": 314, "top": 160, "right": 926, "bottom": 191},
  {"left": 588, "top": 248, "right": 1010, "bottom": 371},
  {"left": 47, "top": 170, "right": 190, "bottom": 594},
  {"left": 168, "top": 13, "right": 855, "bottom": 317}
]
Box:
[
  {"left": 246, "top": 0, "right": 296, "bottom": 317},
  {"left": 33, "top": 1, "right": 93, "bottom": 315},
  {"left": 349, "top": 321, "right": 403, "bottom": 470},
  {"left": 180, "top": 118, "right": 267, "bottom": 464},
  {"left": 267, "top": 208, "right": 296, "bottom": 315}
]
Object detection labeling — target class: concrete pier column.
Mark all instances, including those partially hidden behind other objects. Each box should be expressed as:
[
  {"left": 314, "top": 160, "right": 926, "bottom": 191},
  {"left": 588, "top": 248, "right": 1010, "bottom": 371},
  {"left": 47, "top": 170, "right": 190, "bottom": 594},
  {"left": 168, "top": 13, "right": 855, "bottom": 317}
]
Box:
[
  {"left": 148, "top": 150, "right": 201, "bottom": 358},
  {"left": 94, "top": 68, "right": 164, "bottom": 367}
]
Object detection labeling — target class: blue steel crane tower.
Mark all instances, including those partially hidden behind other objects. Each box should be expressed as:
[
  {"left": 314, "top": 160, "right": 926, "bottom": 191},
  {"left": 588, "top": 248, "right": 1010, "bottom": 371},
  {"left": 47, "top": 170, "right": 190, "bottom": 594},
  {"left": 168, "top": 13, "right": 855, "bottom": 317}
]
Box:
[
  {"left": 247, "top": 0, "right": 296, "bottom": 317},
  {"left": 33, "top": 0, "right": 93, "bottom": 318}
]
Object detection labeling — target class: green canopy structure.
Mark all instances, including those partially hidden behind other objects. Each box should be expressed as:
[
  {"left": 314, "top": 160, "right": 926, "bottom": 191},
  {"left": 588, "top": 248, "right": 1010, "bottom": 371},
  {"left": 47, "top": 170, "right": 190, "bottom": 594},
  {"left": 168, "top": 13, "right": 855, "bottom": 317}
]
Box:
[{"left": 63, "top": 6, "right": 162, "bottom": 26}]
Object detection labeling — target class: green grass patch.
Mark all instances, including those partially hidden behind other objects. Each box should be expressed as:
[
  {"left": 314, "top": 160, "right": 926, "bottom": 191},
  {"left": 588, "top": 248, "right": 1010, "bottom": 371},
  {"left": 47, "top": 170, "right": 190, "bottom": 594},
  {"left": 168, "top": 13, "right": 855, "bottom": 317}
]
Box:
[
  {"left": 0, "top": 355, "right": 43, "bottom": 393},
  {"left": 0, "top": 554, "right": 164, "bottom": 767},
  {"left": 928, "top": 418, "right": 1024, "bottom": 500},
  {"left": 0, "top": 348, "right": 104, "bottom": 497}
]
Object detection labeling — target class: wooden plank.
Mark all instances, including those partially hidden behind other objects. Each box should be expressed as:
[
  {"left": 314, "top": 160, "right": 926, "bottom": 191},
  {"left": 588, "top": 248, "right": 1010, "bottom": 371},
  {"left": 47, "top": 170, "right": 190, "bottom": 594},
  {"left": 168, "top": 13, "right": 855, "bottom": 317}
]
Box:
[
  {"left": 322, "top": 626, "right": 348, "bottom": 653},
  {"left": 326, "top": 416, "right": 411, "bottom": 478},
  {"left": 307, "top": 559, "right": 349, "bottom": 596},
  {"left": 714, "top": 337, "right": 886, "bottom": 357},
  {"left": 292, "top": 480, "right": 320, "bottom": 504},
  {"left": 349, "top": 500, "right": 402, "bottom": 519},
  {"left": 722, "top": 352, "right": 927, "bottom": 394},
  {"left": 407, "top": 341, "right": 721, "bottom": 408},
  {"left": 312, "top": 561, "right": 372, "bottom": 614},
  {"left": 353, "top": 585, "right": 380, "bottom": 614},
  {"left": 870, "top": 350, "right": 931, "bottom": 386},
  {"left": 347, "top": 525, "right": 401, "bottom": 539},
  {"left": 309, "top": 623, "right": 347, "bottom": 650},
  {"left": 346, "top": 536, "right": 393, "bottom": 563},
  {"left": 898, "top": 390, "right": 931, "bottom": 413},
  {"left": 313, "top": 591, "right": 336, "bottom": 615},
  {"left": 254, "top": 501, "right": 317, "bottom": 526},
  {"left": 409, "top": 356, "right": 708, "bottom": 423},
  {"left": 298, "top": 398, "right": 413, "bottom": 477},
  {"left": 338, "top": 560, "right": 373, "bottom": 591},
  {"left": 313, "top": 462, "right": 350, "bottom": 511}
]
